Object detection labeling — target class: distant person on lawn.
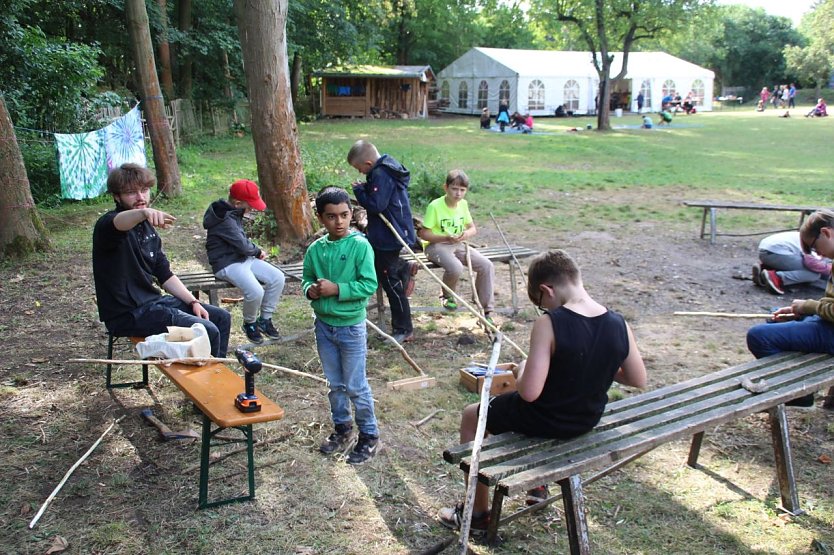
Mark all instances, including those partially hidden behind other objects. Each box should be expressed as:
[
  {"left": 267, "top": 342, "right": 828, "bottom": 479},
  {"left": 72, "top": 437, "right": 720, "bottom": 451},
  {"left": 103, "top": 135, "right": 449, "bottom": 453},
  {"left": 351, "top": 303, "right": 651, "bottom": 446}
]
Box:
[
  {"left": 93, "top": 163, "right": 231, "bottom": 357},
  {"left": 438, "top": 250, "right": 646, "bottom": 533},
  {"left": 418, "top": 170, "right": 495, "bottom": 322},
  {"left": 303, "top": 187, "right": 380, "bottom": 465},
  {"left": 747, "top": 210, "right": 834, "bottom": 408},
  {"left": 754, "top": 230, "right": 831, "bottom": 295},
  {"left": 203, "top": 179, "right": 285, "bottom": 344},
  {"left": 806, "top": 98, "right": 828, "bottom": 118}
]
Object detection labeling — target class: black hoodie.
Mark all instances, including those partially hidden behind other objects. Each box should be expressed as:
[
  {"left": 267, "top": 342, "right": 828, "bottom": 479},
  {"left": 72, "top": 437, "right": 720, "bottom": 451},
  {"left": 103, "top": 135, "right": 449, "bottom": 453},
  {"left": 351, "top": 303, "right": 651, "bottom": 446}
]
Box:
[{"left": 203, "top": 199, "right": 261, "bottom": 274}]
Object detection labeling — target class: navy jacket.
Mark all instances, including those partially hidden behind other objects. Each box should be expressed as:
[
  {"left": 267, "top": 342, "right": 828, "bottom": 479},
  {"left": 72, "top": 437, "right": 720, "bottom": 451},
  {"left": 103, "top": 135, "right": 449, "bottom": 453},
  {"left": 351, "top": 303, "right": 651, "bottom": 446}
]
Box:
[
  {"left": 203, "top": 199, "right": 261, "bottom": 274},
  {"left": 353, "top": 154, "right": 416, "bottom": 252}
]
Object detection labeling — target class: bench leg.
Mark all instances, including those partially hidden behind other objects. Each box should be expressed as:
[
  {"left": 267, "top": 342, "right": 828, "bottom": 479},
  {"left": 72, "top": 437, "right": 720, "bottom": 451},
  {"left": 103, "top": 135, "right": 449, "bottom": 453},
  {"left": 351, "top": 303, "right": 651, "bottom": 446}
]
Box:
[
  {"left": 486, "top": 488, "right": 505, "bottom": 546},
  {"left": 560, "top": 475, "right": 592, "bottom": 555},
  {"left": 823, "top": 385, "right": 834, "bottom": 409},
  {"left": 105, "top": 333, "right": 148, "bottom": 389},
  {"left": 375, "top": 287, "right": 385, "bottom": 328},
  {"left": 699, "top": 208, "right": 707, "bottom": 239},
  {"left": 709, "top": 207, "right": 717, "bottom": 245},
  {"left": 768, "top": 405, "right": 802, "bottom": 515},
  {"left": 508, "top": 262, "right": 518, "bottom": 315},
  {"left": 687, "top": 431, "right": 705, "bottom": 467},
  {"left": 198, "top": 413, "right": 256, "bottom": 510},
  {"left": 209, "top": 289, "right": 219, "bottom": 306}
]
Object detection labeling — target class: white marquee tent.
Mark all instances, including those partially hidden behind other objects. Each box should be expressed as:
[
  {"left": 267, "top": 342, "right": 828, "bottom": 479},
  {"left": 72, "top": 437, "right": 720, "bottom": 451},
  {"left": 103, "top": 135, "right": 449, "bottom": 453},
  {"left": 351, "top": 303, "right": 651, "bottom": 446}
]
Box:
[{"left": 436, "top": 47, "right": 715, "bottom": 116}]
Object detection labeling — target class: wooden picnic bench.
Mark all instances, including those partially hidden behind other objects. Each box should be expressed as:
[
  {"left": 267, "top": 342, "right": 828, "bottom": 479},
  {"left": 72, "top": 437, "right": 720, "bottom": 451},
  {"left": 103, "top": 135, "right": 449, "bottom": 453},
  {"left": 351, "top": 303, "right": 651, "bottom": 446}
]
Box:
[
  {"left": 683, "top": 200, "right": 820, "bottom": 244},
  {"left": 443, "top": 351, "right": 834, "bottom": 552},
  {"left": 179, "top": 244, "right": 538, "bottom": 314},
  {"left": 106, "top": 340, "right": 285, "bottom": 509}
]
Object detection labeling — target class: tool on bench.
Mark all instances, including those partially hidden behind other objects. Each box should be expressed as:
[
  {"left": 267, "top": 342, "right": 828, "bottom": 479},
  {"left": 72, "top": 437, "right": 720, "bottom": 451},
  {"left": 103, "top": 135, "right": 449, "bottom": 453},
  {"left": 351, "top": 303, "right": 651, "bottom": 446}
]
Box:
[
  {"left": 140, "top": 409, "right": 199, "bottom": 441},
  {"left": 235, "top": 348, "right": 262, "bottom": 413}
]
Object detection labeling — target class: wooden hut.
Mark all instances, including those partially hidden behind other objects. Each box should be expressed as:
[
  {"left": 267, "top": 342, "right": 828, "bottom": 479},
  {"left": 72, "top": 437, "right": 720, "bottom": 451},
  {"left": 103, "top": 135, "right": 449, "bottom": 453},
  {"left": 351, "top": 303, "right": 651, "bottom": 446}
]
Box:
[{"left": 315, "top": 65, "right": 435, "bottom": 119}]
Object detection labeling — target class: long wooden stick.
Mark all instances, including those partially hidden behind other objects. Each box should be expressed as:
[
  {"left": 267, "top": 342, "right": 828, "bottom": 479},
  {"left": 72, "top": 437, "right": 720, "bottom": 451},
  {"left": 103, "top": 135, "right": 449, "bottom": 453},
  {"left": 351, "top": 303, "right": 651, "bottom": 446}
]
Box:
[
  {"left": 674, "top": 311, "right": 772, "bottom": 318},
  {"left": 459, "top": 333, "right": 503, "bottom": 552},
  {"left": 29, "top": 415, "right": 126, "bottom": 529},
  {"left": 67, "top": 357, "right": 328, "bottom": 384},
  {"left": 378, "top": 214, "right": 527, "bottom": 358},
  {"left": 465, "top": 243, "right": 488, "bottom": 336},
  {"left": 365, "top": 319, "right": 426, "bottom": 376},
  {"left": 489, "top": 212, "right": 528, "bottom": 283}
]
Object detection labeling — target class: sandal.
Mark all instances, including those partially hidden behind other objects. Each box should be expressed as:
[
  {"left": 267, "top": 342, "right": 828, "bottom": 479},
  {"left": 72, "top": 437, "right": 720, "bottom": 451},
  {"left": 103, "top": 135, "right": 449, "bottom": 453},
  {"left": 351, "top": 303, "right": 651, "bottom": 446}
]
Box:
[
  {"left": 438, "top": 503, "right": 489, "bottom": 534},
  {"left": 525, "top": 485, "right": 549, "bottom": 506},
  {"left": 441, "top": 296, "right": 458, "bottom": 311}
]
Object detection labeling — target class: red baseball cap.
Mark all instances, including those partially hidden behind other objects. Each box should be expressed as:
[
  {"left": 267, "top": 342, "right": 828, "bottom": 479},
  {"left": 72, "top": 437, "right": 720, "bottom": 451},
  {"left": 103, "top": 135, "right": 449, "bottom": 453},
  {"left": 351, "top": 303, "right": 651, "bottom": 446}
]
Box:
[{"left": 229, "top": 179, "right": 266, "bottom": 211}]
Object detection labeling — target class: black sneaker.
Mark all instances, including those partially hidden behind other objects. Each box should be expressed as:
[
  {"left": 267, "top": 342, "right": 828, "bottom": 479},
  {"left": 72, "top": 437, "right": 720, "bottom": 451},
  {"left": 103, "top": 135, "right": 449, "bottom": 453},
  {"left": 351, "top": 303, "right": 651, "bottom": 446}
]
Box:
[
  {"left": 346, "top": 434, "right": 379, "bottom": 465},
  {"left": 242, "top": 322, "right": 263, "bottom": 344},
  {"left": 257, "top": 317, "right": 280, "bottom": 339},
  {"left": 319, "top": 423, "right": 354, "bottom": 455}
]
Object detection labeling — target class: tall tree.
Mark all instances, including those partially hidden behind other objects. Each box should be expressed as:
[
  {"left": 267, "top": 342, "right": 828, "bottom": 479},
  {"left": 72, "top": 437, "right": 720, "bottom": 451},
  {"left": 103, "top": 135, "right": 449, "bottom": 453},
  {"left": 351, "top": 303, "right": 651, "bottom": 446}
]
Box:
[
  {"left": 126, "top": 0, "right": 182, "bottom": 196},
  {"left": 178, "top": 0, "right": 194, "bottom": 98},
  {"left": 531, "top": 0, "right": 698, "bottom": 131},
  {"left": 156, "top": 0, "right": 176, "bottom": 99},
  {"left": 234, "top": 0, "right": 313, "bottom": 243},
  {"left": 0, "top": 96, "right": 49, "bottom": 258},
  {"left": 785, "top": 0, "right": 834, "bottom": 97}
]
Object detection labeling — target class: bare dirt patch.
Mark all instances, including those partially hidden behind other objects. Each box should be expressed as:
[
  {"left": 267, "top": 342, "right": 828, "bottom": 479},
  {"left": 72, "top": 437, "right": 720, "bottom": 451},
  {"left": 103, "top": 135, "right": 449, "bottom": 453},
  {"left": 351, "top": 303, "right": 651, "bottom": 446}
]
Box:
[{"left": 1, "top": 186, "right": 832, "bottom": 554}]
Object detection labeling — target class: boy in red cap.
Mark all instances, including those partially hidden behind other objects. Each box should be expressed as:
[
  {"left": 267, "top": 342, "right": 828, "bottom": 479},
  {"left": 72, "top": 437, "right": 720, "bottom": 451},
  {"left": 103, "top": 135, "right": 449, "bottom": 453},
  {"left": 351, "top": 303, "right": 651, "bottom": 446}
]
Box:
[{"left": 204, "top": 179, "right": 286, "bottom": 343}]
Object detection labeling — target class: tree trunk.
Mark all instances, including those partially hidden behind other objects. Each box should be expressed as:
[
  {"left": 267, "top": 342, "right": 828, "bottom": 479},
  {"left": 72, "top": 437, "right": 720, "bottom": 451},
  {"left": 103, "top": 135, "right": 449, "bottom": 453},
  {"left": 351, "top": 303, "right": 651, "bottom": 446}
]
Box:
[
  {"left": 156, "top": 0, "right": 175, "bottom": 100},
  {"left": 290, "top": 51, "right": 301, "bottom": 106},
  {"left": 178, "top": 0, "right": 193, "bottom": 99},
  {"left": 596, "top": 74, "right": 612, "bottom": 131},
  {"left": 126, "top": 0, "right": 182, "bottom": 196},
  {"left": 0, "top": 96, "right": 50, "bottom": 258},
  {"left": 234, "top": 0, "right": 313, "bottom": 243}
]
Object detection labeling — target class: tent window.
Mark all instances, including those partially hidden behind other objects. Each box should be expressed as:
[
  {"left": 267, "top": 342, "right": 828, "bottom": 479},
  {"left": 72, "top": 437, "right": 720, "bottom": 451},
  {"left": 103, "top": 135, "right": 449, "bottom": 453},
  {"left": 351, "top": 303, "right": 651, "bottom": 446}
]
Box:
[
  {"left": 477, "top": 81, "right": 489, "bottom": 109},
  {"left": 441, "top": 81, "right": 450, "bottom": 102},
  {"left": 528, "top": 80, "right": 545, "bottom": 110},
  {"left": 662, "top": 79, "right": 676, "bottom": 98},
  {"left": 691, "top": 79, "right": 705, "bottom": 104},
  {"left": 640, "top": 80, "right": 652, "bottom": 109},
  {"left": 458, "top": 81, "right": 469, "bottom": 109},
  {"left": 564, "top": 80, "right": 580, "bottom": 111},
  {"left": 499, "top": 80, "right": 510, "bottom": 104}
]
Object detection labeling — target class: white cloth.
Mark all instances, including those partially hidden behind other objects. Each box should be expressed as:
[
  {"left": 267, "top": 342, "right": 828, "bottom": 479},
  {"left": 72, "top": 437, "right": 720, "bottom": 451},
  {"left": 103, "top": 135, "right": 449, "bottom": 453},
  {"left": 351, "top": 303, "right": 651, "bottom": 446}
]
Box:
[{"left": 135, "top": 323, "right": 211, "bottom": 362}]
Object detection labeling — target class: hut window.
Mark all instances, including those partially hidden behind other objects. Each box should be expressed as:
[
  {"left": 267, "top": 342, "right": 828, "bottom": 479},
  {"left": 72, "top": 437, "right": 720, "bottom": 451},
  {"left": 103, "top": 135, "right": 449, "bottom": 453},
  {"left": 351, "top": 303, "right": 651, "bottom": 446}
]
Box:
[
  {"left": 324, "top": 78, "right": 366, "bottom": 97},
  {"left": 528, "top": 80, "right": 545, "bottom": 110},
  {"left": 458, "top": 82, "right": 469, "bottom": 109},
  {"left": 441, "top": 81, "right": 450, "bottom": 102},
  {"left": 477, "top": 81, "right": 489, "bottom": 109},
  {"left": 640, "top": 79, "right": 652, "bottom": 109},
  {"left": 690, "top": 79, "right": 705, "bottom": 104},
  {"left": 499, "top": 80, "right": 510, "bottom": 104},
  {"left": 662, "top": 79, "right": 676, "bottom": 98},
  {"left": 563, "top": 80, "right": 580, "bottom": 112}
]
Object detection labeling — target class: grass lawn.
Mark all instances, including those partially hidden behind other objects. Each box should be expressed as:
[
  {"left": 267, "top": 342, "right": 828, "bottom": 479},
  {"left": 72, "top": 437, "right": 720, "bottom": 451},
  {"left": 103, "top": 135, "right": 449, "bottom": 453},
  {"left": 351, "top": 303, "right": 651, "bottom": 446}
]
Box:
[{"left": 2, "top": 108, "right": 833, "bottom": 555}]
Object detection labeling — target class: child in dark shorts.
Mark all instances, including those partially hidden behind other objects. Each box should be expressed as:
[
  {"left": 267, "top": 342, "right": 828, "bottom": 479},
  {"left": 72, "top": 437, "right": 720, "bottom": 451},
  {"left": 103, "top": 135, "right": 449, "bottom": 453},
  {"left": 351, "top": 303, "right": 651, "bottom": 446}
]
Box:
[{"left": 438, "top": 249, "right": 647, "bottom": 532}]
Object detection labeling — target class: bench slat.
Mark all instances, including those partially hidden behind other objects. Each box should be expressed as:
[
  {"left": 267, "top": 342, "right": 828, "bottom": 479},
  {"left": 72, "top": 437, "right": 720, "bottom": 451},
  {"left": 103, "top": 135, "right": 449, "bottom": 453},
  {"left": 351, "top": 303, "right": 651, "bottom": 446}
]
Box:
[{"left": 683, "top": 200, "right": 820, "bottom": 212}]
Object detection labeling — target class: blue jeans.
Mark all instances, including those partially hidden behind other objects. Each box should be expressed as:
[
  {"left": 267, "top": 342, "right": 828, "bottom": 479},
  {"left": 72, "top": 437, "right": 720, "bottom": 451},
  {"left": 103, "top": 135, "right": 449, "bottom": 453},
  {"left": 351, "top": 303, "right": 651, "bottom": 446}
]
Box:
[
  {"left": 107, "top": 296, "right": 231, "bottom": 358},
  {"left": 315, "top": 319, "right": 378, "bottom": 436},
  {"left": 747, "top": 315, "right": 834, "bottom": 359}
]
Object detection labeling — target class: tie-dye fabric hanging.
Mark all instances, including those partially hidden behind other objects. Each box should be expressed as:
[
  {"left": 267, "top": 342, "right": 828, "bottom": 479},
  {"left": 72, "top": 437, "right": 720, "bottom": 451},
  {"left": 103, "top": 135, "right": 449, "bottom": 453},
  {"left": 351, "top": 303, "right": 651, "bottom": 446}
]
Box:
[
  {"left": 54, "top": 130, "right": 109, "bottom": 200},
  {"left": 104, "top": 106, "right": 146, "bottom": 169},
  {"left": 54, "top": 106, "right": 147, "bottom": 200}
]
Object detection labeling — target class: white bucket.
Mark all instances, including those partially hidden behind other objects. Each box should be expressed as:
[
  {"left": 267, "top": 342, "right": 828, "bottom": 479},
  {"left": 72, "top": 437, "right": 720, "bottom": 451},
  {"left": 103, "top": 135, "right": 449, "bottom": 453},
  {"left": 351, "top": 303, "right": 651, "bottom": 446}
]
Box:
[{"left": 614, "top": 108, "right": 623, "bottom": 117}]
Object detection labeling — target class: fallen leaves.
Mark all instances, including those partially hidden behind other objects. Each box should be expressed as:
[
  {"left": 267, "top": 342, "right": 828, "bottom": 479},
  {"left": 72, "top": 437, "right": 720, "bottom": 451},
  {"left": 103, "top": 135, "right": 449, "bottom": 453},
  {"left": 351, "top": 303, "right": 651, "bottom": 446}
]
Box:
[
  {"left": 45, "top": 535, "right": 68, "bottom": 554},
  {"left": 817, "top": 454, "right": 831, "bottom": 465}
]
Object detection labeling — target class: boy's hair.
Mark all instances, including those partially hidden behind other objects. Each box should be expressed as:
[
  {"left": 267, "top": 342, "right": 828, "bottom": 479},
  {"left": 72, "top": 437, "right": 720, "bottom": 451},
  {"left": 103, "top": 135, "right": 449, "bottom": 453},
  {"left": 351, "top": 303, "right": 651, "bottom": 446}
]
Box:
[
  {"left": 445, "top": 169, "right": 469, "bottom": 189},
  {"left": 526, "top": 249, "right": 580, "bottom": 304},
  {"left": 346, "top": 140, "right": 380, "bottom": 165},
  {"left": 800, "top": 209, "right": 834, "bottom": 252},
  {"left": 315, "top": 186, "right": 351, "bottom": 214},
  {"left": 107, "top": 163, "right": 155, "bottom": 195}
]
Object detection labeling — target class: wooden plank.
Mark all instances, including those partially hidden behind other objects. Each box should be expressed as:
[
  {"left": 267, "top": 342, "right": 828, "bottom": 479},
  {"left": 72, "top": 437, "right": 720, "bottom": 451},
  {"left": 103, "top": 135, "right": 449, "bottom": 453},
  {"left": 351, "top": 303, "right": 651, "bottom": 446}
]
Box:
[
  {"left": 683, "top": 200, "right": 820, "bottom": 212},
  {"left": 153, "top": 361, "right": 284, "bottom": 428},
  {"left": 386, "top": 375, "right": 437, "bottom": 391},
  {"left": 443, "top": 432, "right": 524, "bottom": 464}
]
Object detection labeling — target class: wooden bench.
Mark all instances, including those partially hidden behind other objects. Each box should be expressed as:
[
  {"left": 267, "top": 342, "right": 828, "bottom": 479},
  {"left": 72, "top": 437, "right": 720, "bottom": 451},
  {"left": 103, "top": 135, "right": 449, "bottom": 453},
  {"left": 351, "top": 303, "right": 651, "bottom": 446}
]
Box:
[
  {"left": 683, "top": 200, "right": 820, "bottom": 244},
  {"left": 109, "top": 341, "right": 285, "bottom": 509},
  {"left": 179, "top": 245, "right": 538, "bottom": 314},
  {"left": 443, "top": 352, "right": 834, "bottom": 552}
]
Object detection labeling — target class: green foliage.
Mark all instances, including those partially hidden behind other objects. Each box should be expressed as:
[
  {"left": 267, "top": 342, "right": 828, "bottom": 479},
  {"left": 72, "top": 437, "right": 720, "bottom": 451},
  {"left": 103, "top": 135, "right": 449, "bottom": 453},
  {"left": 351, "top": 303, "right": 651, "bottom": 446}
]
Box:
[{"left": 18, "top": 135, "right": 61, "bottom": 206}]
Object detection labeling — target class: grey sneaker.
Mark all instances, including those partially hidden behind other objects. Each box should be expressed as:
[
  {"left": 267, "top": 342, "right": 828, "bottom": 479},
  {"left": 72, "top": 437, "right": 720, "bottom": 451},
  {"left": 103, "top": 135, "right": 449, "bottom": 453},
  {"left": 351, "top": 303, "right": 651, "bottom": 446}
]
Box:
[
  {"left": 346, "top": 434, "right": 379, "bottom": 465},
  {"left": 242, "top": 322, "right": 264, "bottom": 344},
  {"left": 319, "top": 423, "right": 354, "bottom": 455},
  {"left": 257, "top": 317, "right": 280, "bottom": 339},
  {"left": 752, "top": 263, "right": 762, "bottom": 286}
]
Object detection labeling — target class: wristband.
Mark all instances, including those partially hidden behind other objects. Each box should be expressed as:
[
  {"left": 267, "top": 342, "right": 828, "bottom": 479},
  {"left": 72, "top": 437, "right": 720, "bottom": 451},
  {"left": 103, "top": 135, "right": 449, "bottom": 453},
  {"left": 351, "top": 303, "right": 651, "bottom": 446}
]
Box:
[{"left": 190, "top": 299, "right": 200, "bottom": 307}]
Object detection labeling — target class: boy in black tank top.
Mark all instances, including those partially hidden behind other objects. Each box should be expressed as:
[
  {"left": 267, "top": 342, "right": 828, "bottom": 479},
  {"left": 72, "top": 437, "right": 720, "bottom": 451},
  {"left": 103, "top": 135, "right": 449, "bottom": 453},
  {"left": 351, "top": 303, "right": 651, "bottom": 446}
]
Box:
[{"left": 439, "top": 250, "right": 647, "bottom": 532}]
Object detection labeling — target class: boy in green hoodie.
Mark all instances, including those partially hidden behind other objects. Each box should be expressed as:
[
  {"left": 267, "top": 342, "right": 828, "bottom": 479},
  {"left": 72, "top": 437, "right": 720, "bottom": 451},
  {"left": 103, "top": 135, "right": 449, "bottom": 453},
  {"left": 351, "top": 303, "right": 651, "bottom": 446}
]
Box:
[{"left": 302, "top": 187, "right": 380, "bottom": 464}]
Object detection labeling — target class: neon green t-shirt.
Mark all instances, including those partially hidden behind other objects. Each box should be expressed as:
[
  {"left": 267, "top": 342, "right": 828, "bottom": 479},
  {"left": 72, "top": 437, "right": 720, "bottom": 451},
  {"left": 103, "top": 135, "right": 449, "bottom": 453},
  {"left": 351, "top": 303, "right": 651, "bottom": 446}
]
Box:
[{"left": 423, "top": 196, "right": 473, "bottom": 237}]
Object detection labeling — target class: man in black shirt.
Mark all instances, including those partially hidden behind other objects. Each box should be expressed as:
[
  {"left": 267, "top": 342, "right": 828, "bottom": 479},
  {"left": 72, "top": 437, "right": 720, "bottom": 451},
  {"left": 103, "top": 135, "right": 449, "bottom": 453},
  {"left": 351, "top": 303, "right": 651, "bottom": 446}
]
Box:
[{"left": 93, "top": 164, "right": 231, "bottom": 357}]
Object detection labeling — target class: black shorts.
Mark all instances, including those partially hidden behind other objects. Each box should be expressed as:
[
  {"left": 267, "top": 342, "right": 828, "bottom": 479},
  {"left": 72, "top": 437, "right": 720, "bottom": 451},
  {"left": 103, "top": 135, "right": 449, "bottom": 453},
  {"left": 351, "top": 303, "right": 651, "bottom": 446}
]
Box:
[{"left": 483, "top": 392, "right": 587, "bottom": 439}]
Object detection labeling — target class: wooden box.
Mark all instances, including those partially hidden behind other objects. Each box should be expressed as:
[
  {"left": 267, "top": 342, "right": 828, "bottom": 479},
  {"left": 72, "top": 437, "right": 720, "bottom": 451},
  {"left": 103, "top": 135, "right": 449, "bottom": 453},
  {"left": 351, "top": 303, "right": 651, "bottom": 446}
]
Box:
[{"left": 459, "top": 363, "right": 518, "bottom": 395}]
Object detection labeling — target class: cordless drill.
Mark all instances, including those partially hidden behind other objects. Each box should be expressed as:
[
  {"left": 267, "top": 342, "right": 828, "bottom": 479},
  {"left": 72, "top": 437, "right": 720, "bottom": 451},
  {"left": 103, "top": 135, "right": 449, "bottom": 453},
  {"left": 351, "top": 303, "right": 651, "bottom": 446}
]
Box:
[{"left": 235, "top": 348, "right": 262, "bottom": 413}]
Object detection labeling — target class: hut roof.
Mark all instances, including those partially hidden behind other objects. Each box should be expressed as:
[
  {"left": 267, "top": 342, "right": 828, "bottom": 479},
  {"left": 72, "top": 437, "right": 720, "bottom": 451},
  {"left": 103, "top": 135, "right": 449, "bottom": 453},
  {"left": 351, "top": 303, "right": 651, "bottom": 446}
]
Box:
[{"left": 314, "top": 65, "right": 435, "bottom": 82}]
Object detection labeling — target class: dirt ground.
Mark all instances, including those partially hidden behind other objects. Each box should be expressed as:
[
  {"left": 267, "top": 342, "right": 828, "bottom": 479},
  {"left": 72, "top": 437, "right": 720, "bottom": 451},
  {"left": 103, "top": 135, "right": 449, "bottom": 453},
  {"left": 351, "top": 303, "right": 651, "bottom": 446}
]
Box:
[{"left": 1, "top": 186, "right": 832, "bottom": 554}]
